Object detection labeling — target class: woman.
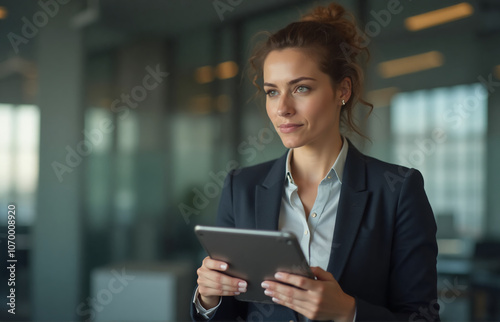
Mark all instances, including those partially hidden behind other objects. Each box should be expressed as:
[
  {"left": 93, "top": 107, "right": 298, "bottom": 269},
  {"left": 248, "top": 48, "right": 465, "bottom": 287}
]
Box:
[{"left": 191, "top": 3, "right": 439, "bottom": 321}]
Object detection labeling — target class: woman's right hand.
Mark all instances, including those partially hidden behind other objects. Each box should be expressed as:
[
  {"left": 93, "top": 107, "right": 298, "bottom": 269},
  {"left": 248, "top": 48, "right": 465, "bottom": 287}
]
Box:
[{"left": 196, "top": 256, "right": 248, "bottom": 309}]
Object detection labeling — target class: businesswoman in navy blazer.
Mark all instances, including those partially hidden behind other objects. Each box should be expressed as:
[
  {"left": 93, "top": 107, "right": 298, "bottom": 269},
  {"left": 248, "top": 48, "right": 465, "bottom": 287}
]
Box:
[{"left": 192, "top": 2, "right": 440, "bottom": 321}]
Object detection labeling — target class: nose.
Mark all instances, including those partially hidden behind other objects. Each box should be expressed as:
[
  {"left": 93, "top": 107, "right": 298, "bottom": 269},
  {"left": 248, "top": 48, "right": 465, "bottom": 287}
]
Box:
[{"left": 277, "top": 93, "right": 295, "bottom": 117}]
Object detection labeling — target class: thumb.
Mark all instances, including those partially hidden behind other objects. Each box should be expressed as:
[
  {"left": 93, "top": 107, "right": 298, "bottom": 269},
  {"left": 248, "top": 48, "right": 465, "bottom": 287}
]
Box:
[{"left": 310, "top": 266, "right": 335, "bottom": 281}]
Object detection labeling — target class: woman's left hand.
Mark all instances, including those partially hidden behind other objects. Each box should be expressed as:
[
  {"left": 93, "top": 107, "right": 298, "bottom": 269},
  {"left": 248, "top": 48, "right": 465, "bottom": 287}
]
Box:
[{"left": 261, "top": 266, "right": 355, "bottom": 321}]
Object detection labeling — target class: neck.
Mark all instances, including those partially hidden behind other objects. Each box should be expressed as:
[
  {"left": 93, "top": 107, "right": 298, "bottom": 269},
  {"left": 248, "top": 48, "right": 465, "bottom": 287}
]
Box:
[{"left": 290, "top": 134, "right": 343, "bottom": 184}]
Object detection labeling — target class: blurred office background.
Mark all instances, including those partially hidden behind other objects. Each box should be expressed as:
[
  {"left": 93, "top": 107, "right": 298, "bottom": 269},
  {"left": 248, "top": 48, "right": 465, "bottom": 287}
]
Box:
[{"left": 0, "top": 0, "right": 499, "bottom": 321}]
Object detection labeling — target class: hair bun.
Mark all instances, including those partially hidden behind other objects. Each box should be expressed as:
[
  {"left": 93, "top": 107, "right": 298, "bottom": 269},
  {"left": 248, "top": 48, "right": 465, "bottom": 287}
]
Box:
[
  {"left": 300, "top": 3, "right": 346, "bottom": 25},
  {"left": 300, "top": 3, "right": 365, "bottom": 59}
]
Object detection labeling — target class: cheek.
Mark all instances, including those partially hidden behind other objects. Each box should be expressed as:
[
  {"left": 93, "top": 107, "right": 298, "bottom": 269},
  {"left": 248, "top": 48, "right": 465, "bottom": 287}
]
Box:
[
  {"left": 302, "top": 95, "right": 339, "bottom": 127},
  {"left": 266, "top": 101, "right": 276, "bottom": 121},
  {"left": 304, "top": 96, "right": 333, "bottom": 118}
]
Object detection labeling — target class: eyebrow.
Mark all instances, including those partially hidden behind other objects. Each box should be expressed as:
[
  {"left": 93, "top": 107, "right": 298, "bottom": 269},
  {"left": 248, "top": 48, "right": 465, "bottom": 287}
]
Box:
[{"left": 263, "top": 76, "right": 317, "bottom": 88}]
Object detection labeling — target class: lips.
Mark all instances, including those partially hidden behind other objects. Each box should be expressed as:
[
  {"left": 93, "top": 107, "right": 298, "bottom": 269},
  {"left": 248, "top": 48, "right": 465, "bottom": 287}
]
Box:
[{"left": 278, "top": 123, "right": 303, "bottom": 133}]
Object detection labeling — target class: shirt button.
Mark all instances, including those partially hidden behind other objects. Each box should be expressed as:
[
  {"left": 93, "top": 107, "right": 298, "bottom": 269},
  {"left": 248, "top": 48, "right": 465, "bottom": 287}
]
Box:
[
  {"left": 311, "top": 212, "right": 317, "bottom": 218},
  {"left": 327, "top": 176, "right": 331, "bottom": 179},
  {"left": 304, "top": 230, "right": 308, "bottom": 235}
]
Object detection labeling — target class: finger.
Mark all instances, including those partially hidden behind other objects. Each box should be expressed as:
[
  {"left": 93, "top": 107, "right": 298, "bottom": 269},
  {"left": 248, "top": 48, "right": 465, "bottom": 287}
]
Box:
[
  {"left": 261, "top": 280, "right": 309, "bottom": 302},
  {"left": 310, "top": 266, "right": 335, "bottom": 281},
  {"left": 198, "top": 269, "right": 246, "bottom": 297},
  {"left": 199, "top": 268, "right": 247, "bottom": 292},
  {"left": 262, "top": 283, "right": 312, "bottom": 314},
  {"left": 273, "top": 272, "right": 315, "bottom": 290},
  {"left": 202, "top": 256, "right": 229, "bottom": 272},
  {"left": 198, "top": 284, "right": 242, "bottom": 297}
]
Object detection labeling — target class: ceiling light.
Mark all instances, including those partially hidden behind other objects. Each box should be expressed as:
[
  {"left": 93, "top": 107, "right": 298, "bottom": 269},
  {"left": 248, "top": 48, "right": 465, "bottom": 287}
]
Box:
[
  {"left": 405, "top": 2, "right": 474, "bottom": 31},
  {"left": 216, "top": 61, "right": 238, "bottom": 80},
  {"left": 378, "top": 51, "right": 444, "bottom": 78},
  {"left": 189, "top": 95, "right": 212, "bottom": 114},
  {"left": 194, "top": 66, "right": 214, "bottom": 84},
  {"left": 0, "top": 7, "right": 8, "bottom": 20}
]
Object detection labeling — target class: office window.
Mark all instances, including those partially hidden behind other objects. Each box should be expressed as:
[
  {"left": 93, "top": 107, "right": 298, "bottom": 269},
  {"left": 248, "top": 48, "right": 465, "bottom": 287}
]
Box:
[
  {"left": 391, "top": 84, "right": 487, "bottom": 237},
  {"left": 0, "top": 104, "right": 40, "bottom": 225},
  {"left": 84, "top": 107, "right": 114, "bottom": 231}
]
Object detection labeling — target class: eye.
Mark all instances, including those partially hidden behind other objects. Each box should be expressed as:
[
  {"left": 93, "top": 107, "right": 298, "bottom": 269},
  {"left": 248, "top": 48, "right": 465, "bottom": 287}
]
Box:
[
  {"left": 265, "top": 89, "right": 278, "bottom": 97},
  {"left": 295, "top": 85, "right": 310, "bottom": 93}
]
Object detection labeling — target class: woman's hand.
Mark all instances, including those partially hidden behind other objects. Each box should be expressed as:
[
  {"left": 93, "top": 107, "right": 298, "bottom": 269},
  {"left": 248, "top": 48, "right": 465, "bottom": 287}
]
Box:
[
  {"left": 261, "top": 266, "right": 355, "bottom": 321},
  {"left": 196, "top": 256, "right": 248, "bottom": 309}
]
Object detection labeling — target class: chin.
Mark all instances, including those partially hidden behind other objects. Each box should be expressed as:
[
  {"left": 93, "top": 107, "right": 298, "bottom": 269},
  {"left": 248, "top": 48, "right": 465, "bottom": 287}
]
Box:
[{"left": 281, "top": 140, "right": 304, "bottom": 149}]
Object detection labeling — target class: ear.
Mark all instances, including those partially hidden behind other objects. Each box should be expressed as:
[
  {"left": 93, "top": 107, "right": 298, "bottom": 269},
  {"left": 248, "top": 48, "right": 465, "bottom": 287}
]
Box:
[{"left": 337, "top": 77, "right": 352, "bottom": 105}]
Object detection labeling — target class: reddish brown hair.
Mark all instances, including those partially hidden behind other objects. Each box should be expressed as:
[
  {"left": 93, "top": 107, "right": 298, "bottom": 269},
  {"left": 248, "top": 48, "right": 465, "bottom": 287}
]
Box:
[{"left": 249, "top": 2, "right": 373, "bottom": 138}]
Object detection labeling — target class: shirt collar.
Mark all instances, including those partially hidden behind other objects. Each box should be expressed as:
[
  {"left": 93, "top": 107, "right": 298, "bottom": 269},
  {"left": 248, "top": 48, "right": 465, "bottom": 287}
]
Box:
[{"left": 285, "top": 137, "right": 349, "bottom": 185}]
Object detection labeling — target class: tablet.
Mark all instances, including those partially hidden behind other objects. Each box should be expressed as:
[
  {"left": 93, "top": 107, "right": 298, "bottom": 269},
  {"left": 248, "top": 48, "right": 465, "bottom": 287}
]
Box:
[{"left": 194, "top": 225, "right": 314, "bottom": 304}]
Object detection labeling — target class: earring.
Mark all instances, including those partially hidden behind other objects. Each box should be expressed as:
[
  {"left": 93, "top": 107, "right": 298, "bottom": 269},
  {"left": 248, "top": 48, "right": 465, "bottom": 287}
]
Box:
[{"left": 342, "top": 99, "right": 346, "bottom": 106}]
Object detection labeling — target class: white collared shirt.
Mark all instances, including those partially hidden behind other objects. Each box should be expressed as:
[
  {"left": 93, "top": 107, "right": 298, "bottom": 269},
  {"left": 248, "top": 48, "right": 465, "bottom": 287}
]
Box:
[{"left": 279, "top": 138, "right": 348, "bottom": 271}]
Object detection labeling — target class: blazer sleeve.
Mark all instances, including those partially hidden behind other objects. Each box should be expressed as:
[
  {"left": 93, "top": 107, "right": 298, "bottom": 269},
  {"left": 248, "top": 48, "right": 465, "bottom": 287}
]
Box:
[
  {"left": 190, "top": 170, "right": 249, "bottom": 321},
  {"left": 355, "top": 169, "right": 440, "bottom": 322},
  {"left": 215, "top": 169, "right": 237, "bottom": 228}
]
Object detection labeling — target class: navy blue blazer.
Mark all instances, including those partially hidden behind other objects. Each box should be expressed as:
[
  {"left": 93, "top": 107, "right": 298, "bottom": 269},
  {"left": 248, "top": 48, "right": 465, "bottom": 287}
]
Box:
[{"left": 191, "top": 143, "right": 440, "bottom": 321}]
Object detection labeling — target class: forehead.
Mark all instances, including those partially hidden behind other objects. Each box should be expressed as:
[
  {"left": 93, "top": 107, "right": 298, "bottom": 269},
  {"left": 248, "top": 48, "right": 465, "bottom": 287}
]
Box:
[{"left": 263, "top": 48, "right": 323, "bottom": 81}]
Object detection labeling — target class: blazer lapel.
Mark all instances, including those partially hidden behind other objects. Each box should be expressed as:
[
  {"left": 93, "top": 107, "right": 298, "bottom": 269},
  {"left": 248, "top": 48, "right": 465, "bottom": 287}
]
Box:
[
  {"left": 327, "top": 143, "right": 369, "bottom": 281},
  {"left": 255, "top": 153, "right": 288, "bottom": 231}
]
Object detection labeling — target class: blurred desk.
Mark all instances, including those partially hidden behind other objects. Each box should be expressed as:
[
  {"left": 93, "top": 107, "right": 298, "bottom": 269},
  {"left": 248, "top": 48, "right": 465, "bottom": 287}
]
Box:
[
  {"left": 90, "top": 260, "right": 194, "bottom": 322},
  {"left": 469, "top": 267, "right": 500, "bottom": 321},
  {"left": 437, "top": 238, "right": 500, "bottom": 322}
]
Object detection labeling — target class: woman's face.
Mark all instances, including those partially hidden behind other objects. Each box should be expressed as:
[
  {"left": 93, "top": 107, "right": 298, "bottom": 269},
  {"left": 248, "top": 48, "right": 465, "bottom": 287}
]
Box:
[{"left": 263, "top": 48, "right": 344, "bottom": 150}]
